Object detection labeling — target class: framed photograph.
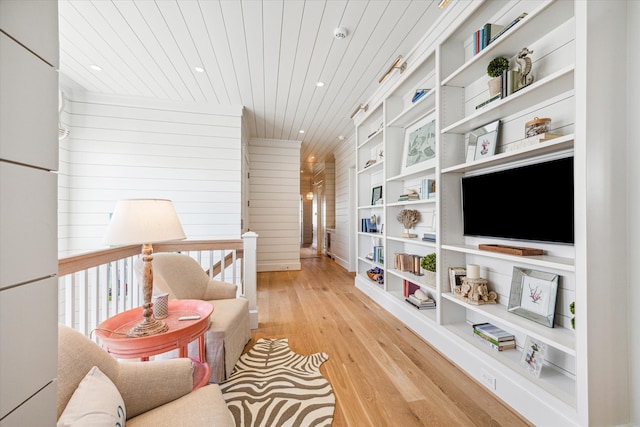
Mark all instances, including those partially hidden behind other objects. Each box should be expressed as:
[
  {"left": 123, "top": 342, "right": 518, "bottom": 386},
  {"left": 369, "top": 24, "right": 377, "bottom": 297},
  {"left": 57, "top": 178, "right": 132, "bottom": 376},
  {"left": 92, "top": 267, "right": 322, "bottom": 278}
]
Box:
[
  {"left": 402, "top": 113, "right": 436, "bottom": 175},
  {"left": 508, "top": 267, "right": 559, "bottom": 328},
  {"left": 448, "top": 267, "right": 466, "bottom": 293},
  {"left": 519, "top": 335, "right": 547, "bottom": 378},
  {"left": 371, "top": 186, "right": 383, "bottom": 205},
  {"left": 466, "top": 120, "right": 500, "bottom": 162}
]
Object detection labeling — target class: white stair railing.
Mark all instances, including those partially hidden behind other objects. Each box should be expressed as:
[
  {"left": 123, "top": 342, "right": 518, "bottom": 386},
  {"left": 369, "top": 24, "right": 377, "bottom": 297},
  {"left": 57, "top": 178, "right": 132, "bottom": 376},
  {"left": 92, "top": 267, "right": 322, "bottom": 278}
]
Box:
[{"left": 57, "top": 233, "right": 258, "bottom": 340}]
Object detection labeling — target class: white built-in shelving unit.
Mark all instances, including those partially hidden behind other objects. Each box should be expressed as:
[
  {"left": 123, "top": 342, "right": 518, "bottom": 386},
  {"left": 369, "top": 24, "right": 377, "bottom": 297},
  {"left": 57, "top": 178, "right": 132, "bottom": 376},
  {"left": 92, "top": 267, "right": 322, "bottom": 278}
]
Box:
[{"left": 353, "top": 1, "right": 630, "bottom": 425}]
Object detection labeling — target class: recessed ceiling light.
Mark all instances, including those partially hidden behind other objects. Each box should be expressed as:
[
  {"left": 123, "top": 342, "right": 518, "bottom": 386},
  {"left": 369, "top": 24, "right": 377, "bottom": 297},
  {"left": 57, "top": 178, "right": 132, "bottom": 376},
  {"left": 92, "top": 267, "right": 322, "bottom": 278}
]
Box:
[
  {"left": 338, "top": 135, "right": 345, "bottom": 140},
  {"left": 316, "top": 81, "right": 325, "bottom": 87},
  {"left": 194, "top": 66, "right": 205, "bottom": 73},
  {"left": 299, "top": 130, "right": 305, "bottom": 134},
  {"left": 90, "top": 64, "right": 102, "bottom": 71}
]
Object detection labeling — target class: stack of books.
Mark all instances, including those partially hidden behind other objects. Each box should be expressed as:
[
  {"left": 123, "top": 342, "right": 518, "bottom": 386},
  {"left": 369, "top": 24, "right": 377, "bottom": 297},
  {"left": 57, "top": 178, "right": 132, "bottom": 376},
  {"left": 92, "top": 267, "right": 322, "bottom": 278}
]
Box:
[
  {"left": 398, "top": 192, "right": 419, "bottom": 202},
  {"left": 405, "top": 292, "right": 436, "bottom": 310},
  {"left": 473, "top": 323, "right": 516, "bottom": 351}
]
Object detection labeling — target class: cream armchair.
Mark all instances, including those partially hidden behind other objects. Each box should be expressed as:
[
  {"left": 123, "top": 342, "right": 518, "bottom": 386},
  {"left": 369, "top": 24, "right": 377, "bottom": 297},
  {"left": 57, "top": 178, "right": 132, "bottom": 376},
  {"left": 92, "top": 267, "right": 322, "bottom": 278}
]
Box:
[
  {"left": 140, "top": 253, "right": 251, "bottom": 383},
  {"left": 57, "top": 324, "right": 234, "bottom": 426}
]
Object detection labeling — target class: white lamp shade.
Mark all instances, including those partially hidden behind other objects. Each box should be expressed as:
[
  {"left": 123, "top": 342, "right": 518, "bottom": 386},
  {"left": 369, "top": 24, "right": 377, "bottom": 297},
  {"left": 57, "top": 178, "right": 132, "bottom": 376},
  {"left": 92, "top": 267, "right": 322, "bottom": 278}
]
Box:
[{"left": 104, "top": 199, "right": 186, "bottom": 246}]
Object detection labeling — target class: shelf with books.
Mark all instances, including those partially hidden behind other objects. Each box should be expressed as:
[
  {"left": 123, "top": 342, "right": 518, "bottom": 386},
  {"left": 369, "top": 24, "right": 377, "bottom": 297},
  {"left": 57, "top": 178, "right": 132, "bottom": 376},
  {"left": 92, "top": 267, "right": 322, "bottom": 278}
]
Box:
[
  {"left": 441, "top": 293, "right": 575, "bottom": 355},
  {"left": 442, "top": 1, "right": 574, "bottom": 88},
  {"left": 440, "top": 243, "right": 575, "bottom": 273},
  {"left": 444, "top": 321, "right": 576, "bottom": 408},
  {"left": 441, "top": 134, "right": 574, "bottom": 174},
  {"left": 441, "top": 65, "right": 575, "bottom": 135}
]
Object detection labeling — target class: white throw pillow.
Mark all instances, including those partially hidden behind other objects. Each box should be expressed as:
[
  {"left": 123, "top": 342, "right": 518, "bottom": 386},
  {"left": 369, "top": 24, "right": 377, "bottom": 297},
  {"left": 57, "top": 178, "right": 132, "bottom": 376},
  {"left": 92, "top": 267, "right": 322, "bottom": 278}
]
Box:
[{"left": 57, "top": 366, "right": 126, "bottom": 427}]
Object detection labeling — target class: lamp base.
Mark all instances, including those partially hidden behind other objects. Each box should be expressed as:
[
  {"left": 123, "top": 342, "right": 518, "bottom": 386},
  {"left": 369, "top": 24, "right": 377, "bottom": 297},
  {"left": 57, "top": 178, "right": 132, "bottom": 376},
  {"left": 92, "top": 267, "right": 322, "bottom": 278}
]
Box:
[{"left": 126, "top": 317, "right": 169, "bottom": 337}]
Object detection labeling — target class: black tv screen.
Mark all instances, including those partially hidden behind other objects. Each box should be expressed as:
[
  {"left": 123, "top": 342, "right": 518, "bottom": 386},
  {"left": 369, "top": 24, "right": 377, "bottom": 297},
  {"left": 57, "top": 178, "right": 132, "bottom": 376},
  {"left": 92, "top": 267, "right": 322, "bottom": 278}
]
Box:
[{"left": 461, "top": 156, "right": 574, "bottom": 245}]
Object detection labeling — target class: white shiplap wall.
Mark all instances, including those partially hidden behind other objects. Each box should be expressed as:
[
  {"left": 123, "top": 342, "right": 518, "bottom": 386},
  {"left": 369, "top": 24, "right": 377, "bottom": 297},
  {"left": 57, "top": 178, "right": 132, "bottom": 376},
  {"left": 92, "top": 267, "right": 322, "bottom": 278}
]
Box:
[
  {"left": 248, "top": 138, "right": 301, "bottom": 271},
  {"left": 58, "top": 92, "right": 243, "bottom": 256},
  {"left": 333, "top": 137, "right": 356, "bottom": 272}
]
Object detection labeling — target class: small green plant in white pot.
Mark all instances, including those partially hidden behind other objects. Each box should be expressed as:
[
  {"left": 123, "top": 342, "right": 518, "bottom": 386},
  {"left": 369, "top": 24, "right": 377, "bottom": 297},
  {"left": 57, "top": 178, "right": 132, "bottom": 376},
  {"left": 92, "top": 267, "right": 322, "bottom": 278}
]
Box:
[
  {"left": 421, "top": 253, "right": 436, "bottom": 286},
  {"left": 487, "top": 56, "right": 509, "bottom": 97}
]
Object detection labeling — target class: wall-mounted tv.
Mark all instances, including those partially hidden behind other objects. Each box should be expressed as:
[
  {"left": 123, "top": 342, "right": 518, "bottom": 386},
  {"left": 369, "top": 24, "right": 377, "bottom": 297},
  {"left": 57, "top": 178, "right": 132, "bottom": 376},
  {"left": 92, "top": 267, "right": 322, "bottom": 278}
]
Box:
[{"left": 461, "top": 156, "right": 574, "bottom": 245}]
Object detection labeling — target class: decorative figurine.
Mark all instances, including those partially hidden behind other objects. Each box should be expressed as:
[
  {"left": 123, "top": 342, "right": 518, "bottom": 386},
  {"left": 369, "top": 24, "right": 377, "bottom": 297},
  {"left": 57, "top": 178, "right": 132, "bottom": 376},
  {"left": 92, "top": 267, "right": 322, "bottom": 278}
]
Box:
[{"left": 516, "top": 47, "right": 534, "bottom": 89}]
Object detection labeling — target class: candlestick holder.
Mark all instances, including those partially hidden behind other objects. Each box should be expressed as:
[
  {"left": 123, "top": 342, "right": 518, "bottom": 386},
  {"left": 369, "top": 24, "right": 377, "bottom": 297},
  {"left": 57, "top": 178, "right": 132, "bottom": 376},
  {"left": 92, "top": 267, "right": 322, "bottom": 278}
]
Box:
[{"left": 454, "top": 276, "right": 497, "bottom": 305}]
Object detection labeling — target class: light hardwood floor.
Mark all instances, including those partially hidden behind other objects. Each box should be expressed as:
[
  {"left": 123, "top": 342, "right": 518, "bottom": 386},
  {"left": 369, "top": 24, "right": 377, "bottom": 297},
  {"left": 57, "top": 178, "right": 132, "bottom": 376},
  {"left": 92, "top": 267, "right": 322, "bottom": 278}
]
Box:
[{"left": 246, "top": 254, "right": 532, "bottom": 426}]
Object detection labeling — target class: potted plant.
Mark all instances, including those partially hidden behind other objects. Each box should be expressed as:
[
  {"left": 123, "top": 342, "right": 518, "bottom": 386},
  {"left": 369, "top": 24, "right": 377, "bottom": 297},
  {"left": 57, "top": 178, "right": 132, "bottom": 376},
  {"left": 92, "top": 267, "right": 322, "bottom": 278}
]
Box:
[
  {"left": 420, "top": 253, "right": 436, "bottom": 285},
  {"left": 487, "top": 56, "right": 509, "bottom": 96}
]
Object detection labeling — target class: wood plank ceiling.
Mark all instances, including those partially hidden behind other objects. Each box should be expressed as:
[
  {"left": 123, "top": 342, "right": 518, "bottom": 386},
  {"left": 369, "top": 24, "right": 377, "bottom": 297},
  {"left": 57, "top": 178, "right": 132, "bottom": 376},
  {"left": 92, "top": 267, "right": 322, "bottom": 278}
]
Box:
[{"left": 58, "top": 0, "right": 445, "bottom": 174}]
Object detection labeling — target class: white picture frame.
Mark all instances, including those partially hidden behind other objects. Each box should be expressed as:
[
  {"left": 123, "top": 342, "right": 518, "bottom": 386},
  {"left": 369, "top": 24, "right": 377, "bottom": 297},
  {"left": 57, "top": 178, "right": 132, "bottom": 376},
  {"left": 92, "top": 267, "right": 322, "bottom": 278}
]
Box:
[
  {"left": 519, "top": 335, "right": 547, "bottom": 378},
  {"left": 466, "top": 120, "right": 500, "bottom": 162},
  {"left": 402, "top": 113, "right": 436, "bottom": 175}
]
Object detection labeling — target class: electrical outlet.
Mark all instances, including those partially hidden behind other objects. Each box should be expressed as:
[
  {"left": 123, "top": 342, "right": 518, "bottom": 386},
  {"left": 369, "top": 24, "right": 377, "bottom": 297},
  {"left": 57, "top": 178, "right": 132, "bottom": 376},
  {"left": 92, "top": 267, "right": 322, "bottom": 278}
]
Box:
[{"left": 481, "top": 369, "right": 496, "bottom": 390}]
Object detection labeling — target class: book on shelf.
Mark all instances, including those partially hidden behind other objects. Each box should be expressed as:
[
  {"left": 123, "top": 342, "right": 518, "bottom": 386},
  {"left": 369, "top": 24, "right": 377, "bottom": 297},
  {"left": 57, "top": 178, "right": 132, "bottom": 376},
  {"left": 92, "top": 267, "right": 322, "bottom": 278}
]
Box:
[
  {"left": 474, "top": 333, "right": 516, "bottom": 351},
  {"left": 396, "top": 253, "right": 414, "bottom": 272},
  {"left": 488, "top": 13, "right": 528, "bottom": 45},
  {"left": 405, "top": 290, "right": 436, "bottom": 309},
  {"left": 373, "top": 245, "right": 384, "bottom": 264},
  {"left": 420, "top": 178, "right": 436, "bottom": 200},
  {"left": 361, "top": 218, "right": 377, "bottom": 233},
  {"left": 473, "top": 329, "right": 515, "bottom": 347},
  {"left": 412, "top": 89, "right": 430, "bottom": 103},
  {"left": 422, "top": 232, "right": 436, "bottom": 242},
  {"left": 403, "top": 279, "right": 420, "bottom": 298},
  {"left": 473, "top": 323, "right": 515, "bottom": 342},
  {"left": 501, "top": 69, "right": 520, "bottom": 98},
  {"left": 475, "top": 93, "right": 501, "bottom": 110},
  {"left": 504, "top": 132, "right": 563, "bottom": 152},
  {"left": 398, "top": 192, "right": 419, "bottom": 201},
  {"left": 472, "top": 23, "right": 505, "bottom": 55},
  {"left": 483, "top": 23, "right": 504, "bottom": 48}
]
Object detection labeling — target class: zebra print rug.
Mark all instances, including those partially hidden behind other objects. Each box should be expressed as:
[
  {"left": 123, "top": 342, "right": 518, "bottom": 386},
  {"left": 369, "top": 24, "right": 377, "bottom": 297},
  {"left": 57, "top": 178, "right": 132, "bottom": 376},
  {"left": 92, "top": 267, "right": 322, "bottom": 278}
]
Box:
[{"left": 220, "top": 338, "right": 335, "bottom": 426}]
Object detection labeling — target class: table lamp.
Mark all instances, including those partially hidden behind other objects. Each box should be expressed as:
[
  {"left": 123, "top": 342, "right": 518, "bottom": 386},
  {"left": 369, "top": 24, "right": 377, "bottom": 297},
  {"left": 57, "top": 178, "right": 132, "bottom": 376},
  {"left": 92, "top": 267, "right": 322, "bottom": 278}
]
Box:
[{"left": 104, "top": 199, "right": 186, "bottom": 337}]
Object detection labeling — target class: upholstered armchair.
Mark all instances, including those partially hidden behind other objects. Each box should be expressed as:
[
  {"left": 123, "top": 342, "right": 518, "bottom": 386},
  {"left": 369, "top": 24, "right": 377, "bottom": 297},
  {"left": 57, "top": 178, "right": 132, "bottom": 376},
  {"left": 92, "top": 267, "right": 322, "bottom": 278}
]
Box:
[
  {"left": 57, "top": 324, "right": 234, "bottom": 426},
  {"left": 139, "top": 253, "right": 251, "bottom": 383}
]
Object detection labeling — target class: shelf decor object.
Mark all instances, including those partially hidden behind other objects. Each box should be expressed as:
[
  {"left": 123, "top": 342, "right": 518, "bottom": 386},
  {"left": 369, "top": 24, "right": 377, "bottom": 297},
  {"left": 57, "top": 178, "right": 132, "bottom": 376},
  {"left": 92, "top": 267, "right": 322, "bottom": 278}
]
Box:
[
  {"left": 508, "top": 267, "right": 559, "bottom": 328},
  {"left": 397, "top": 209, "right": 421, "bottom": 238},
  {"left": 487, "top": 56, "right": 509, "bottom": 96},
  {"left": 402, "top": 112, "right": 436, "bottom": 174},
  {"left": 103, "top": 199, "right": 186, "bottom": 337},
  {"left": 371, "top": 185, "right": 383, "bottom": 205},
  {"left": 466, "top": 120, "right": 500, "bottom": 162},
  {"left": 478, "top": 244, "right": 544, "bottom": 256},
  {"left": 515, "top": 47, "right": 535, "bottom": 90},
  {"left": 420, "top": 253, "right": 436, "bottom": 284},
  {"left": 454, "top": 263, "right": 497, "bottom": 305},
  {"left": 520, "top": 335, "right": 547, "bottom": 378},
  {"left": 448, "top": 267, "right": 466, "bottom": 293}
]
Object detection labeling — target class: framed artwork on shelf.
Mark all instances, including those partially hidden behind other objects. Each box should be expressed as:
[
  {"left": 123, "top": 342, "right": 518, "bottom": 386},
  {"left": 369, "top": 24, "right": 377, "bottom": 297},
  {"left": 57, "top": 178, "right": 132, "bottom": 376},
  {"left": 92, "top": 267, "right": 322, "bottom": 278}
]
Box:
[
  {"left": 508, "top": 267, "right": 559, "bottom": 328},
  {"left": 371, "top": 186, "right": 383, "bottom": 206},
  {"left": 402, "top": 113, "right": 436, "bottom": 175},
  {"left": 466, "top": 120, "right": 500, "bottom": 162},
  {"left": 448, "top": 267, "right": 466, "bottom": 293},
  {"left": 519, "top": 335, "right": 547, "bottom": 378}
]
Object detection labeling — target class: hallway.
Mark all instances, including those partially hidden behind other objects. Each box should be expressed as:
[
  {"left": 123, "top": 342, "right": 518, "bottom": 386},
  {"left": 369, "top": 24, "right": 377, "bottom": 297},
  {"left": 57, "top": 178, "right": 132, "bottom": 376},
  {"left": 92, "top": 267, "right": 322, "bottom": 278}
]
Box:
[{"left": 247, "top": 256, "right": 531, "bottom": 426}]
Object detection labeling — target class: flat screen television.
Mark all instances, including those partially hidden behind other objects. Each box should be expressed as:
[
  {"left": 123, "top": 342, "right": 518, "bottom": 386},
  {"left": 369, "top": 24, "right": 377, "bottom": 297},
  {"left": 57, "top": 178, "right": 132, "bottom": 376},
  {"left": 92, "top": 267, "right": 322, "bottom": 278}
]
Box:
[{"left": 461, "top": 156, "right": 574, "bottom": 245}]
